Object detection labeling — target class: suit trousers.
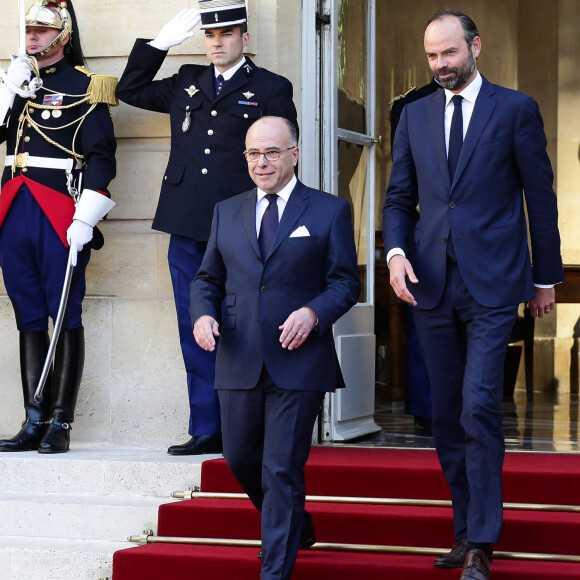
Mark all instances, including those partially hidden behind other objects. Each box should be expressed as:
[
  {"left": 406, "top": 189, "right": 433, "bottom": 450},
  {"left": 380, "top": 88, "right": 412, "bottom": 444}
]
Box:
[
  {"left": 218, "top": 368, "right": 324, "bottom": 580},
  {"left": 413, "top": 261, "right": 517, "bottom": 543},
  {"left": 0, "top": 185, "right": 90, "bottom": 331},
  {"left": 167, "top": 234, "right": 220, "bottom": 436}
]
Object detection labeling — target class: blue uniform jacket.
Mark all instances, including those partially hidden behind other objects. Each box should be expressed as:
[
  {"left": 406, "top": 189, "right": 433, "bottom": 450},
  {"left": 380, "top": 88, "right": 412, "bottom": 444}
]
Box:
[{"left": 116, "top": 40, "right": 297, "bottom": 241}]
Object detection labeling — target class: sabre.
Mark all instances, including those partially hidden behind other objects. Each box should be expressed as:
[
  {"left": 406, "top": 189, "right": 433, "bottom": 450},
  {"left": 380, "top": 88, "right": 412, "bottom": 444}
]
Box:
[
  {"left": 19, "top": 0, "right": 26, "bottom": 56},
  {"left": 34, "top": 249, "right": 75, "bottom": 403}
]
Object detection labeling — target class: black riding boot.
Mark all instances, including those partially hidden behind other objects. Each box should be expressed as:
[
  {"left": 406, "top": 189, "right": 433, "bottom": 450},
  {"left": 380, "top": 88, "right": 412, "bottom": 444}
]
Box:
[
  {"left": 38, "top": 327, "right": 84, "bottom": 454},
  {"left": 0, "top": 331, "right": 52, "bottom": 451}
]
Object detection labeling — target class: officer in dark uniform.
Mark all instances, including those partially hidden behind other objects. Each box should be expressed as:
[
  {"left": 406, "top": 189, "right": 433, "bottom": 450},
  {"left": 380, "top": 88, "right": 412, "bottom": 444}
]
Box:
[
  {"left": 0, "top": 0, "right": 117, "bottom": 453},
  {"left": 389, "top": 78, "right": 440, "bottom": 437},
  {"left": 116, "top": 0, "right": 297, "bottom": 455}
]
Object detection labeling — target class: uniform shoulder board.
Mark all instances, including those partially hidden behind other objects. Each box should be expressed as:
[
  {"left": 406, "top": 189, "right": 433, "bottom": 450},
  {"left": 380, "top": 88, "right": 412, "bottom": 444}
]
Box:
[
  {"left": 389, "top": 86, "right": 417, "bottom": 107},
  {"left": 74, "top": 66, "right": 119, "bottom": 107},
  {"left": 74, "top": 65, "right": 92, "bottom": 77}
]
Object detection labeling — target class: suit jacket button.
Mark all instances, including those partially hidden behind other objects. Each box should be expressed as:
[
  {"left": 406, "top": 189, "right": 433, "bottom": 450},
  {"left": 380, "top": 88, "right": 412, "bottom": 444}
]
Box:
[
  {"left": 257, "top": 257, "right": 262, "bottom": 263},
  {"left": 441, "top": 236, "right": 447, "bottom": 243},
  {"left": 260, "top": 286, "right": 267, "bottom": 292},
  {"left": 449, "top": 202, "right": 456, "bottom": 208}
]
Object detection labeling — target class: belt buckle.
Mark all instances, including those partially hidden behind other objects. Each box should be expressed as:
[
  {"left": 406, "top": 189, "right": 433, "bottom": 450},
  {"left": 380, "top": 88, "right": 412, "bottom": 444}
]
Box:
[{"left": 15, "top": 153, "right": 29, "bottom": 169}]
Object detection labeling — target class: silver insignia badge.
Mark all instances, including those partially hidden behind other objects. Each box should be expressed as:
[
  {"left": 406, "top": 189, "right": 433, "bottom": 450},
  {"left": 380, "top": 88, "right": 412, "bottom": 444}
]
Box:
[
  {"left": 215, "top": 13, "right": 218, "bottom": 21},
  {"left": 243, "top": 91, "right": 254, "bottom": 100},
  {"left": 182, "top": 109, "right": 192, "bottom": 133},
  {"left": 185, "top": 85, "right": 200, "bottom": 97}
]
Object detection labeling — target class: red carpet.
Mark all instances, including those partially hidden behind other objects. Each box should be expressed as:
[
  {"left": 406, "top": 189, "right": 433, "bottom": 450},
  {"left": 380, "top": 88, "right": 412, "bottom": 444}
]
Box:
[{"left": 113, "top": 447, "right": 580, "bottom": 579}]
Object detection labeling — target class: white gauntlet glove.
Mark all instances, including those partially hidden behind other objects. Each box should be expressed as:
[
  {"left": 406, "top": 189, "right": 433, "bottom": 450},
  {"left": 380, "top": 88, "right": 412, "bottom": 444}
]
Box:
[
  {"left": 66, "top": 189, "right": 116, "bottom": 266},
  {"left": 150, "top": 9, "right": 201, "bottom": 51},
  {"left": 0, "top": 56, "right": 33, "bottom": 123},
  {"left": 66, "top": 220, "right": 93, "bottom": 267}
]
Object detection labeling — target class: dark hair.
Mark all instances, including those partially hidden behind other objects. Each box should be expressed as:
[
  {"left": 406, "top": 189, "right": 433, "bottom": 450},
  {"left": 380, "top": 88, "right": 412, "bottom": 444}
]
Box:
[
  {"left": 64, "top": 0, "right": 86, "bottom": 67},
  {"left": 240, "top": 22, "right": 248, "bottom": 34},
  {"left": 427, "top": 9, "right": 479, "bottom": 48}
]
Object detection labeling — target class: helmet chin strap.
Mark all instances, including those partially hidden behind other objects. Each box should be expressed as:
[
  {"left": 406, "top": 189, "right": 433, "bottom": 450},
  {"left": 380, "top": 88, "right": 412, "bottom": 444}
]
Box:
[{"left": 28, "top": 28, "right": 70, "bottom": 58}]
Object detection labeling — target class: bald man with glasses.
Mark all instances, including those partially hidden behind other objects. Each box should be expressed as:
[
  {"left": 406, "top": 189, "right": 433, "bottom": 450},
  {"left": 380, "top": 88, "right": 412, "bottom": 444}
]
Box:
[{"left": 191, "top": 116, "right": 361, "bottom": 580}]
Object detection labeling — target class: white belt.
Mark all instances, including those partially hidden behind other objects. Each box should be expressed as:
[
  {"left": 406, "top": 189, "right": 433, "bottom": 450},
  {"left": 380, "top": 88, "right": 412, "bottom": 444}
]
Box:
[{"left": 5, "top": 154, "right": 80, "bottom": 172}]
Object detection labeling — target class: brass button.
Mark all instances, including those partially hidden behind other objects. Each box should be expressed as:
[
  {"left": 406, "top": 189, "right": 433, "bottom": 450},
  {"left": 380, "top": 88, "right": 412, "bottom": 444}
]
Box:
[
  {"left": 24, "top": 136, "right": 31, "bottom": 142},
  {"left": 22, "top": 167, "right": 28, "bottom": 172}
]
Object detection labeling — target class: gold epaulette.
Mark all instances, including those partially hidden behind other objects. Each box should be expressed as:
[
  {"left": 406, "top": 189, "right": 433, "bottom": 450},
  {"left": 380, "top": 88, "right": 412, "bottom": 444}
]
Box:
[
  {"left": 389, "top": 86, "right": 417, "bottom": 107},
  {"left": 75, "top": 66, "right": 119, "bottom": 107}
]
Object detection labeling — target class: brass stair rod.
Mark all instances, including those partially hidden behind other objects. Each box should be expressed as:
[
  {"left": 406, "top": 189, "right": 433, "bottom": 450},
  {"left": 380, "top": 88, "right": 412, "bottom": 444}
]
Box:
[
  {"left": 127, "top": 532, "right": 580, "bottom": 564},
  {"left": 171, "top": 490, "right": 580, "bottom": 513}
]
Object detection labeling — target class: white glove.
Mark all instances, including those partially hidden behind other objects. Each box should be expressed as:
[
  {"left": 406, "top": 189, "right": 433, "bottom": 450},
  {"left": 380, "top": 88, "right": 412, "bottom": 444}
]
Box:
[
  {"left": 66, "top": 219, "right": 93, "bottom": 267},
  {"left": 150, "top": 9, "right": 201, "bottom": 51},
  {"left": 6, "top": 56, "right": 32, "bottom": 92},
  {"left": 0, "top": 57, "right": 33, "bottom": 122}
]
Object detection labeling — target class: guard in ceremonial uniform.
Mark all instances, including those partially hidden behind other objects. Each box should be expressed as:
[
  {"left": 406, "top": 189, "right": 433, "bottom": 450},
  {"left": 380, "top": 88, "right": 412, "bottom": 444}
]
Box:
[
  {"left": 0, "top": 0, "right": 117, "bottom": 453},
  {"left": 117, "top": 0, "right": 297, "bottom": 455}
]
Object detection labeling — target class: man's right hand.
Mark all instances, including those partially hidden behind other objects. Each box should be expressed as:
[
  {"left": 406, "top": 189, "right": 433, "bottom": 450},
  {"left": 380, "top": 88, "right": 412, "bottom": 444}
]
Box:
[
  {"left": 6, "top": 57, "right": 32, "bottom": 92},
  {"left": 389, "top": 254, "right": 419, "bottom": 306},
  {"left": 193, "top": 315, "right": 220, "bottom": 352},
  {"left": 150, "top": 9, "right": 201, "bottom": 51}
]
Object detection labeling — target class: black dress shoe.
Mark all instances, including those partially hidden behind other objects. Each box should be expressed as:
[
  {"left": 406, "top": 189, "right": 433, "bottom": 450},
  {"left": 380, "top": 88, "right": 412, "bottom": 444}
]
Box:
[
  {"left": 435, "top": 538, "right": 493, "bottom": 569},
  {"left": 258, "top": 522, "right": 316, "bottom": 559},
  {"left": 167, "top": 434, "right": 223, "bottom": 455},
  {"left": 460, "top": 549, "right": 491, "bottom": 580}
]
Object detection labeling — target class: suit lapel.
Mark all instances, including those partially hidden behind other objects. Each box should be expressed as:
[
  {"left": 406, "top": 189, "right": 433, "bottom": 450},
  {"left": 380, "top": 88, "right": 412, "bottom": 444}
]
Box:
[
  {"left": 242, "top": 189, "right": 261, "bottom": 257},
  {"left": 452, "top": 77, "right": 497, "bottom": 188},
  {"left": 428, "top": 91, "right": 451, "bottom": 189},
  {"left": 267, "top": 181, "right": 308, "bottom": 259}
]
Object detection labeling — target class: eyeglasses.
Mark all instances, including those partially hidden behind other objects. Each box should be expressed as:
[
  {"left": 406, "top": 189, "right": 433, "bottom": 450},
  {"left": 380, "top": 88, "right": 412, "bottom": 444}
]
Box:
[{"left": 243, "top": 147, "right": 295, "bottom": 163}]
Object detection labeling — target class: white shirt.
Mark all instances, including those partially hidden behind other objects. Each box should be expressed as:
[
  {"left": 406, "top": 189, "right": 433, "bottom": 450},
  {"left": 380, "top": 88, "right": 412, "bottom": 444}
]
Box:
[
  {"left": 444, "top": 71, "right": 482, "bottom": 153},
  {"left": 255, "top": 175, "right": 297, "bottom": 236}
]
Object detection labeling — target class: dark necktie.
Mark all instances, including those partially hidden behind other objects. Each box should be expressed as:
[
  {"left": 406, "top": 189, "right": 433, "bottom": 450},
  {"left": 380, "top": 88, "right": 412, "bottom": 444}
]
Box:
[
  {"left": 216, "top": 74, "right": 225, "bottom": 95},
  {"left": 448, "top": 94, "right": 464, "bottom": 179},
  {"left": 446, "top": 95, "right": 463, "bottom": 261},
  {"left": 258, "top": 194, "right": 279, "bottom": 259}
]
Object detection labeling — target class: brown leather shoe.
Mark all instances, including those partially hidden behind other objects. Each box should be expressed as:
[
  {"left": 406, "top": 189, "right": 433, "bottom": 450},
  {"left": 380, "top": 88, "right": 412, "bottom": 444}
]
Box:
[
  {"left": 460, "top": 549, "right": 491, "bottom": 580},
  {"left": 434, "top": 538, "right": 469, "bottom": 569}
]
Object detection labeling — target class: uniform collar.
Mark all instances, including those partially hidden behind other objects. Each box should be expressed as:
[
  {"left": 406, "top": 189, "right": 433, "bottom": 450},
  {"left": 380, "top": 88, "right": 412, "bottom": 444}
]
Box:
[
  {"left": 214, "top": 56, "right": 246, "bottom": 81},
  {"left": 39, "top": 56, "right": 69, "bottom": 77}
]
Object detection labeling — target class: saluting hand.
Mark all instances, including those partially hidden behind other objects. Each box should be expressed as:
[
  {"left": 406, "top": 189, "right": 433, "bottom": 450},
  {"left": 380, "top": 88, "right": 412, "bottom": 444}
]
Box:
[{"left": 150, "top": 9, "right": 201, "bottom": 52}]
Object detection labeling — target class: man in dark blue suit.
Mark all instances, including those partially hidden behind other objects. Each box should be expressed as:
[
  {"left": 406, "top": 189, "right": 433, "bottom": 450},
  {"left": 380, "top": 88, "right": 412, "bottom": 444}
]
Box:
[
  {"left": 191, "top": 116, "right": 360, "bottom": 580},
  {"left": 383, "top": 10, "right": 563, "bottom": 580},
  {"left": 116, "top": 1, "right": 297, "bottom": 455}
]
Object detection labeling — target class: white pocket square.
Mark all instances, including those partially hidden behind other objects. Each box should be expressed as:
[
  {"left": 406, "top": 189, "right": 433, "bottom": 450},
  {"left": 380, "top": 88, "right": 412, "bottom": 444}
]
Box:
[{"left": 290, "top": 225, "right": 310, "bottom": 238}]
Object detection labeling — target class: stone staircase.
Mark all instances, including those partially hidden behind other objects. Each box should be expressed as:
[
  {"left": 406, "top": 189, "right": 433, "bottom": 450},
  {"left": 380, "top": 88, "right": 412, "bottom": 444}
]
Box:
[{"left": 0, "top": 447, "right": 219, "bottom": 580}]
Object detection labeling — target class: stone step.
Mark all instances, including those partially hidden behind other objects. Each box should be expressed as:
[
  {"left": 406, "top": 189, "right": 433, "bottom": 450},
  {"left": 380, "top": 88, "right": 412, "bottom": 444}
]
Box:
[
  {"left": 0, "top": 536, "right": 129, "bottom": 580},
  {"left": 0, "top": 447, "right": 218, "bottom": 497},
  {"left": 0, "top": 491, "right": 173, "bottom": 542}
]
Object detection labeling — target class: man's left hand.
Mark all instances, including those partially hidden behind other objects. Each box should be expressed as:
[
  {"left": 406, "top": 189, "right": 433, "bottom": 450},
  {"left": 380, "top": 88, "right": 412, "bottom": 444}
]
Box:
[
  {"left": 279, "top": 307, "right": 317, "bottom": 351},
  {"left": 527, "top": 286, "right": 556, "bottom": 318},
  {"left": 66, "top": 219, "right": 93, "bottom": 266}
]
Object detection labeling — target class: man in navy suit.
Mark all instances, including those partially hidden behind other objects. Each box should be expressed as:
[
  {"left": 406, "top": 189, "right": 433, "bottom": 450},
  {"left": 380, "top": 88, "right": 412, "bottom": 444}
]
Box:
[
  {"left": 116, "top": 1, "right": 297, "bottom": 455},
  {"left": 192, "top": 116, "right": 360, "bottom": 580},
  {"left": 383, "top": 10, "right": 563, "bottom": 580}
]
